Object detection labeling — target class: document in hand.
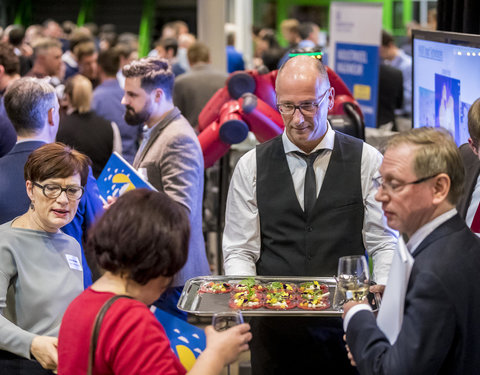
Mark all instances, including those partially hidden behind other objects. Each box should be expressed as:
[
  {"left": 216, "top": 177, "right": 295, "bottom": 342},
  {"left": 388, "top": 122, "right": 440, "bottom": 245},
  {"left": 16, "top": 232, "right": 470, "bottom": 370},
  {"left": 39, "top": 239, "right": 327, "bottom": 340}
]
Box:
[
  {"left": 376, "top": 237, "right": 414, "bottom": 344},
  {"left": 96, "top": 152, "right": 156, "bottom": 202}
]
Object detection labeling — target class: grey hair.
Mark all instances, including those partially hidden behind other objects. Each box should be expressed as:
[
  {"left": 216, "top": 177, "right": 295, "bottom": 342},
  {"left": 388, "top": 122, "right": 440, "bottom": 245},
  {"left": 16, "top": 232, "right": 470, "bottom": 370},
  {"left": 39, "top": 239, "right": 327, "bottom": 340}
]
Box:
[{"left": 4, "top": 77, "right": 57, "bottom": 136}]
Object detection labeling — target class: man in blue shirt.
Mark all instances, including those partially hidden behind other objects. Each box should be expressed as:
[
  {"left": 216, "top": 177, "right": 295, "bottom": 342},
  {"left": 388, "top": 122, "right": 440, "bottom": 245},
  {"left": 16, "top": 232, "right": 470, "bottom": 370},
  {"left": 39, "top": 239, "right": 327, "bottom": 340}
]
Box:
[{"left": 92, "top": 48, "right": 141, "bottom": 164}]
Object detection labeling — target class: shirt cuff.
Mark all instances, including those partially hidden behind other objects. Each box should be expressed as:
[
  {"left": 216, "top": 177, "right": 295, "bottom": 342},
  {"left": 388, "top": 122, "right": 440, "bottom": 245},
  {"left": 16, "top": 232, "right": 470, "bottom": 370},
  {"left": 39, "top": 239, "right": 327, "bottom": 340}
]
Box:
[
  {"left": 343, "top": 304, "right": 373, "bottom": 332},
  {"left": 224, "top": 259, "right": 257, "bottom": 276}
]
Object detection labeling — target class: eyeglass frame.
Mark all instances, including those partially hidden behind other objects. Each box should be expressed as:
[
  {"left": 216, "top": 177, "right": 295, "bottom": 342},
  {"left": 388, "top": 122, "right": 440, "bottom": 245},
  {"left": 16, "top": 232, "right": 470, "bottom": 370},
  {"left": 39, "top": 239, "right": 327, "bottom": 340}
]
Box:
[
  {"left": 33, "top": 182, "right": 85, "bottom": 200},
  {"left": 276, "top": 88, "right": 331, "bottom": 116},
  {"left": 373, "top": 174, "right": 439, "bottom": 194}
]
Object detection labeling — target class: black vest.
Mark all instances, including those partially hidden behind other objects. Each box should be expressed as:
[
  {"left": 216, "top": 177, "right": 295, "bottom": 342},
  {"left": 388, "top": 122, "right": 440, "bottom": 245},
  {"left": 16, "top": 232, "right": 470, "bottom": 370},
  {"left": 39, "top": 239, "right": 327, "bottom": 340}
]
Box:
[{"left": 256, "top": 132, "right": 365, "bottom": 276}]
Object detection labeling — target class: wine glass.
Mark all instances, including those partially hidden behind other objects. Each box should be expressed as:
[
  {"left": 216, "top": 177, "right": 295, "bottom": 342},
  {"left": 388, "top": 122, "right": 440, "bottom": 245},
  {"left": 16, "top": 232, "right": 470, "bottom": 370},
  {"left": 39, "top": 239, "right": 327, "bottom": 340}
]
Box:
[
  {"left": 212, "top": 311, "right": 244, "bottom": 375},
  {"left": 334, "top": 255, "right": 370, "bottom": 310}
]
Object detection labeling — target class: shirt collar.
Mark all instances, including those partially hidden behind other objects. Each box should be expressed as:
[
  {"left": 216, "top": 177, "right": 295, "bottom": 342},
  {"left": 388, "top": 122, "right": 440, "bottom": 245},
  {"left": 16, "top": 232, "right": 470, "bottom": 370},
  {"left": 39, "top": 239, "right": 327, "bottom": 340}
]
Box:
[
  {"left": 282, "top": 122, "right": 334, "bottom": 155},
  {"left": 407, "top": 208, "right": 457, "bottom": 254}
]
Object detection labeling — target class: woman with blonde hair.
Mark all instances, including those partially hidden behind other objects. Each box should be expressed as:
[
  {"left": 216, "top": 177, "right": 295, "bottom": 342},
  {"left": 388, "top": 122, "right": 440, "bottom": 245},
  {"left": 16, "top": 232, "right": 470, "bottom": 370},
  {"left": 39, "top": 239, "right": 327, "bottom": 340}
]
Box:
[{"left": 57, "top": 74, "right": 121, "bottom": 177}]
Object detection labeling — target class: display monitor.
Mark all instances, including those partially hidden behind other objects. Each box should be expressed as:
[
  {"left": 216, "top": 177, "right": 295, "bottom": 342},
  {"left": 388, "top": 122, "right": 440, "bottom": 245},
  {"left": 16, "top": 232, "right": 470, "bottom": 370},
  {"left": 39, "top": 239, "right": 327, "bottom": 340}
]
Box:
[{"left": 412, "top": 29, "right": 480, "bottom": 146}]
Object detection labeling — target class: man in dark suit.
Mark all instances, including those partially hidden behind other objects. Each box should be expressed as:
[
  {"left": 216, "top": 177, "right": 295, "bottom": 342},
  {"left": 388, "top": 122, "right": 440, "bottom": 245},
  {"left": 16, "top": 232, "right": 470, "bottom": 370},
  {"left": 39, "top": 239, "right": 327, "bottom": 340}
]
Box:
[
  {"left": 0, "top": 77, "right": 103, "bottom": 287},
  {"left": 343, "top": 127, "right": 480, "bottom": 374},
  {"left": 457, "top": 98, "right": 480, "bottom": 233}
]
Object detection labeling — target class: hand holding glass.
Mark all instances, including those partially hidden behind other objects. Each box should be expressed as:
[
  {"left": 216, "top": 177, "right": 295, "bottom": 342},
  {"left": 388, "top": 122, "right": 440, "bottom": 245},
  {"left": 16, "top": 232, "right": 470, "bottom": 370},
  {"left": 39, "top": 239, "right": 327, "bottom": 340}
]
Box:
[
  {"left": 335, "top": 255, "right": 370, "bottom": 308},
  {"left": 211, "top": 311, "right": 244, "bottom": 375}
]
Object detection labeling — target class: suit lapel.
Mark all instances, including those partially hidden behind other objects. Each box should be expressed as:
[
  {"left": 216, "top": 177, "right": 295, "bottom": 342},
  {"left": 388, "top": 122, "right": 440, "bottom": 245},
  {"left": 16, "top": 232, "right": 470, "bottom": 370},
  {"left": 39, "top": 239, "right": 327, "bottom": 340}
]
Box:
[
  {"left": 133, "top": 107, "right": 181, "bottom": 168},
  {"left": 412, "top": 215, "right": 465, "bottom": 258}
]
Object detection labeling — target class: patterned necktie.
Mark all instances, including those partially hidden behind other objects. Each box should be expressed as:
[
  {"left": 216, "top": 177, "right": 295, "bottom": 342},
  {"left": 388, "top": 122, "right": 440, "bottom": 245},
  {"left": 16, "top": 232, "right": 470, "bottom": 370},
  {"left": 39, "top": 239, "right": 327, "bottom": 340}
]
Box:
[{"left": 294, "top": 150, "right": 323, "bottom": 216}]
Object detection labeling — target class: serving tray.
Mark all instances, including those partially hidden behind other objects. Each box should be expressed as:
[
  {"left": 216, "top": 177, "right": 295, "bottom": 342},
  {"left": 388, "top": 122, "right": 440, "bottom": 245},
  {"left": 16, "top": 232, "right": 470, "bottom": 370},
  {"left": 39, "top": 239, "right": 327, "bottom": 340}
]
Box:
[{"left": 178, "top": 275, "right": 378, "bottom": 317}]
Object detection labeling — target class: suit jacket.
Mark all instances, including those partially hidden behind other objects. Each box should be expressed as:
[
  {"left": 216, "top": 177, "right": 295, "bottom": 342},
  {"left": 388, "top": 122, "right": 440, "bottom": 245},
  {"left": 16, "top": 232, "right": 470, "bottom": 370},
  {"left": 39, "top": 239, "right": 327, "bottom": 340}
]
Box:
[
  {"left": 0, "top": 140, "right": 104, "bottom": 287},
  {"left": 457, "top": 143, "right": 480, "bottom": 219},
  {"left": 133, "top": 107, "right": 210, "bottom": 286},
  {"left": 173, "top": 63, "right": 227, "bottom": 129},
  {"left": 346, "top": 214, "right": 480, "bottom": 375}
]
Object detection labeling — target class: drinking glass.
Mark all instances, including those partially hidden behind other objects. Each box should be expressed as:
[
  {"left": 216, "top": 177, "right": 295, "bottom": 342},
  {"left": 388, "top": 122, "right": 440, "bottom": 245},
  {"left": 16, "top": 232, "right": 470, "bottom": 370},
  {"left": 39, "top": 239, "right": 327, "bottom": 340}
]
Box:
[
  {"left": 334, "top": 255, "right": 370, "bottom": 310},
  {"left": 212, "top": 311, "right": 244, "bottom": 375}
]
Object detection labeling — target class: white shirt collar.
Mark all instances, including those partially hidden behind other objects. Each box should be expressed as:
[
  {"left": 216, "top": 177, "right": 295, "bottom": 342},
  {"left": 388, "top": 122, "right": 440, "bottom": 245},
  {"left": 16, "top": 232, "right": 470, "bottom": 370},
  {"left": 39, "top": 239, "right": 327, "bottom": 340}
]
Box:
[
  {"left": 281, "top": 122, "right": 335, "bottom": 155},
  {"left": 407, "top": 208, "right": 457, "bottom": 254}
]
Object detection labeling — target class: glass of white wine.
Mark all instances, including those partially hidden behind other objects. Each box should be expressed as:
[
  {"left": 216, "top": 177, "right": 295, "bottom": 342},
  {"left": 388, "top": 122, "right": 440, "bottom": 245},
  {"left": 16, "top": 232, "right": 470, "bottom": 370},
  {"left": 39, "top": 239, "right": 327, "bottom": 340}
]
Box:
[
  {"left": 334, "top": 255, "right": 370, "bottom": 310},
  {"left": 212, "top": 311, "right": 244, "bottom": 375}
]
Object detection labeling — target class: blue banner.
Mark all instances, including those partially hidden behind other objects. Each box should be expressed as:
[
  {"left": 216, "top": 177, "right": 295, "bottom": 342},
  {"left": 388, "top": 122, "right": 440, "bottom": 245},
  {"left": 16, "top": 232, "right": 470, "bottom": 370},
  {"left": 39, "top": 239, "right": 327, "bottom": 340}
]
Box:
[
  {"left": 154, "top": 309, "right": 206, "bottom": 371},
  {"left": 335, "top": 43, "right": 380, "bottom": 128}
]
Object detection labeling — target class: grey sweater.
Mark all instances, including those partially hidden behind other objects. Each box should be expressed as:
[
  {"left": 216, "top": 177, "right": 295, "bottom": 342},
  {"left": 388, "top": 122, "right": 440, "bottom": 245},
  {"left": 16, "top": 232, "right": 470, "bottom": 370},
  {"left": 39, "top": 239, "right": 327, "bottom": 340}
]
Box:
[{"left": 0, "top": 221, "right": 84, "bottom": 358}]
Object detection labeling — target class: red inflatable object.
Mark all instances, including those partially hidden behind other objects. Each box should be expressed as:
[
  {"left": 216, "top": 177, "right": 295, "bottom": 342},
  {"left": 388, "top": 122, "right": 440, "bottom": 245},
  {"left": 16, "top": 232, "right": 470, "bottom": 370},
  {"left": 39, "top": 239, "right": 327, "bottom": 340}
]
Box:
[{"left": 197, "top": 67, "right": 363, "bottom": 169}]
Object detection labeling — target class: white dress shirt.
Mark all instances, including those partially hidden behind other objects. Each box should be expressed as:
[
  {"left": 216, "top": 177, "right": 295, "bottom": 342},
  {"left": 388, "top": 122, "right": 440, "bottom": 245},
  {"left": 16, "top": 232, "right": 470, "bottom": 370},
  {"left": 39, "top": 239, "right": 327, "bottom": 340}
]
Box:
[
  {"left": 223, "top": 125, "right": 397, "bottom": 284},
  {"left": 343, "top": 208, "right": 458, "bottom": 334}
]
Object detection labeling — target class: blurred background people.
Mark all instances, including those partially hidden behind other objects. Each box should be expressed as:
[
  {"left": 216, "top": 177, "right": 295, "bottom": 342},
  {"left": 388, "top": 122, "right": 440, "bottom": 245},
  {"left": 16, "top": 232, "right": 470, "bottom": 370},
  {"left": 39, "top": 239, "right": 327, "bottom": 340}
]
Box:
[
  {"left": 225, "top": 23, "right": 245, "bottom": 73},
  {"left": 0, "top": 42, "right": 20, "bottom": 157},
  {"left": 92, "top": 47, "right": 141, "bottom": 164},
  {"left": 380, "top": 30, "right": 412, "bottom": 118},
  {"left": 63, "top": 27, "right": 93, "bottom": 81},
  {"left": 57, "top": 74, "right": 121, "bottom": 178},
  {"left": 58, "top": 189, "right": 252, "bottom": 375},
  {"left": 0, "top": 142, "right": 89, "bottom": 374},
  {"left": 152, "top": 37, "right": 185, "bottom": 76},
  {"left": 377, "top": 63, "right": 404, "bottom": 130},
  {"left": 173, "top": 42, "right": 227, "bottom": 131},
  {"left": 25, "top": 37, "right": 63, "bottom": 80},
  {"left": 74, "top": 40, "right": 99, "bottom": 88}
]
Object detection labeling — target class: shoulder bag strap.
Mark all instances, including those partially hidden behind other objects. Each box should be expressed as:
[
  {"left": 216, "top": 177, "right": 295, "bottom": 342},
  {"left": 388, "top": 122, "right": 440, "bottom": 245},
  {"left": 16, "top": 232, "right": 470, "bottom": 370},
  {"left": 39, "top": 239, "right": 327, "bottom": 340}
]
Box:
[{"left": 87, "top": 294, "right": 133, "bottom": 375}]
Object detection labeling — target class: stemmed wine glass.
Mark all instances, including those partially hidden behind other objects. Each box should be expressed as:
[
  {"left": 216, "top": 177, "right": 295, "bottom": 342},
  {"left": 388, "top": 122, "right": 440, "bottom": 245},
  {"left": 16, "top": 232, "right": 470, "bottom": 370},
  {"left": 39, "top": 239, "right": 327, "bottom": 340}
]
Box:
[
  {"left": 212, "top": 311, "right": 244, "bottom": 375},
  {"left": 334, "top": 255, "right": 370, "bottom": 310}
]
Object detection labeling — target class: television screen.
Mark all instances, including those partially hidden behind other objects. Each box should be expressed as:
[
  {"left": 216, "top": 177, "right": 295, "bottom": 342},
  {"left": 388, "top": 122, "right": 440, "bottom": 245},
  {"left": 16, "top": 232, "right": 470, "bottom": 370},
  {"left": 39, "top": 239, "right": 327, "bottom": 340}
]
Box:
[{"left": 412, "top": 30, "right": 480, "bottom": 146}]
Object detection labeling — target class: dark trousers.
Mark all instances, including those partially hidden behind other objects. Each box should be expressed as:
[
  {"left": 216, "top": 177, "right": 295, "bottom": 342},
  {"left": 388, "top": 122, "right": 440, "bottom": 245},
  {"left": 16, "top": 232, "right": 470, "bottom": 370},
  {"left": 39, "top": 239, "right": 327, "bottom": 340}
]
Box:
[
  {"left": 153, "top": 286, "right": 187, "bottom": 321},
  {"left": 249, "top": 317, "right": 359, "bottom": 375},
  {"left": 0, "top": 350, "right": 54, "bottom": 375}
]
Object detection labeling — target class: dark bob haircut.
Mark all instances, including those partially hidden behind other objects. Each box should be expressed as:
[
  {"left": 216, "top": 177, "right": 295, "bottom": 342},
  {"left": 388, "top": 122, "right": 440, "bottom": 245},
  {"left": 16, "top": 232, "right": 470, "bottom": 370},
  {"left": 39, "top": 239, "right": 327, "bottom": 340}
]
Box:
[
  {"left": 24, "top": 142, "right": 91, "bottom": 186},
  {"left": 87, "top": 189, "right": 190, "bottom": 285}
]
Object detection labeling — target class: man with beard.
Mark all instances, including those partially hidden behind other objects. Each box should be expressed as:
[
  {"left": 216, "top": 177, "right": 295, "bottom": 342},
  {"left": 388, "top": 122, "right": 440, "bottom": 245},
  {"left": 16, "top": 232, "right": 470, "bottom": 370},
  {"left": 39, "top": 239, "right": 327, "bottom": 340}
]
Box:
[
  {"left": 121, "top": 57, "right": 210, "bottom": 319},
  {"left": 223, "top": 55, "right": 396, "bottom": 374}
]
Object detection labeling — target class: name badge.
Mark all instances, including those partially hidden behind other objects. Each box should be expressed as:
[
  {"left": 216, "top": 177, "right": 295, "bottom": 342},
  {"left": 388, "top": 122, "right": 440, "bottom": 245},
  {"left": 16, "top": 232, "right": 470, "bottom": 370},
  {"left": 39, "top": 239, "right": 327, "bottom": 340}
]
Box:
[{"left": 65, "top": 254, "right": 83, "bottom": 271}]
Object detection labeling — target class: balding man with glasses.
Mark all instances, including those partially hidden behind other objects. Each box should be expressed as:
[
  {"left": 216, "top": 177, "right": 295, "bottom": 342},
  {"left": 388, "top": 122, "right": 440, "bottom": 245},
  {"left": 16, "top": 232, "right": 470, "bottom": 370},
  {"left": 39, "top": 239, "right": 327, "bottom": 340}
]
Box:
[
  {"left": 343, "top": 127, "right": 480, "bottom": 375},
  {"left": 222, "top": 55, "right": 397, "bottom": 375}
]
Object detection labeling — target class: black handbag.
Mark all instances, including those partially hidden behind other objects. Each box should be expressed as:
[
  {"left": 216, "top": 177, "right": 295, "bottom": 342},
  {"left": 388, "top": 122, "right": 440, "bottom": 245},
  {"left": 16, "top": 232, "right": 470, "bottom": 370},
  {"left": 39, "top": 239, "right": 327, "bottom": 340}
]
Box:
[{"left": 87, "top": 294, "right": 133, "bottom": 375}]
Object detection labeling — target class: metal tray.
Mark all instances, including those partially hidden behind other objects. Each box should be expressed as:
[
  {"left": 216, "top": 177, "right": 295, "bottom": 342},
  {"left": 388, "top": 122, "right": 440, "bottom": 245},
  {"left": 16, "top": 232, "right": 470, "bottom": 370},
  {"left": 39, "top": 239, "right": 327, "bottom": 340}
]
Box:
[{"left": 178, "top": 275, "right": 377, "bottom": 317}]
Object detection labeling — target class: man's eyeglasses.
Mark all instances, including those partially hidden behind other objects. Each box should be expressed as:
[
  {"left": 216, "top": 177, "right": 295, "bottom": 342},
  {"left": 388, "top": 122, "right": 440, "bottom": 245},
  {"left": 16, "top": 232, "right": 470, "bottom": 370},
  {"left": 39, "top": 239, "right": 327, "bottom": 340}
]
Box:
[
  {"left": 33, "top": 182, "right": 84, "bottom": 200},
  {"left": 276, "top": 88, "right": 330, "bottom": 116},
  {"left": 373, "top": 174, "right": 438, "bottom": 194}
]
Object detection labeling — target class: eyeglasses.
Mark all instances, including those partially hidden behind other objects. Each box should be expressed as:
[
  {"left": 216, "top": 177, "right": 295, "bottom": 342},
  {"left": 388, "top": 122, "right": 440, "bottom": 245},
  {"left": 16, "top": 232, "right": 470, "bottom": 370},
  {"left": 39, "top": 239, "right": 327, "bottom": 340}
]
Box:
[
  {"left": 33, "top": 182, "right": 84, "bottom": 200},
  {"left": 373, "top": 174, "right": 438, "bottom": 194},
  {"left": 276, "top": 88, "right": 330, "bottom": 116}
]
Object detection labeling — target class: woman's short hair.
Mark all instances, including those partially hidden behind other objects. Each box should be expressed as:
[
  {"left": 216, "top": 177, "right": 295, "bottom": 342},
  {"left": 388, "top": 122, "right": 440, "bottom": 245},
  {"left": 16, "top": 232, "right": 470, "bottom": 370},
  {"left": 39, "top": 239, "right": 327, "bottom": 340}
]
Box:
[
  {"left": 24, "top": 142, "right": 91, "bottom": 186},
  {"left": 87, "top": 189, "right": 190, "bottom": 285},
  {"left": 65, "top": 74, "right": 92, "bottom": 113}
]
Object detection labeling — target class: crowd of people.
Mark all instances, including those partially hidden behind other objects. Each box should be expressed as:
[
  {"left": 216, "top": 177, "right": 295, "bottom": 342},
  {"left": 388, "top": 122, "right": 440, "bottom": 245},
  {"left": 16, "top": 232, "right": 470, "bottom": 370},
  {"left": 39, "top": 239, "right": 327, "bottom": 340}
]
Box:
[{"left": 1, "top": 14, "right": 480, "bottom": 375}]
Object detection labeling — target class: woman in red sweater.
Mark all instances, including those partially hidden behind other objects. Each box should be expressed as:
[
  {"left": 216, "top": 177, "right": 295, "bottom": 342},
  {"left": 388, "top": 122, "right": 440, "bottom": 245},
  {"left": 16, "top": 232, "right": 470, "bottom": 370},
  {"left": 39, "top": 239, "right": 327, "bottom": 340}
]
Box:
[{"left": 57, "top": 189, "right": 251, "bottom": 375}]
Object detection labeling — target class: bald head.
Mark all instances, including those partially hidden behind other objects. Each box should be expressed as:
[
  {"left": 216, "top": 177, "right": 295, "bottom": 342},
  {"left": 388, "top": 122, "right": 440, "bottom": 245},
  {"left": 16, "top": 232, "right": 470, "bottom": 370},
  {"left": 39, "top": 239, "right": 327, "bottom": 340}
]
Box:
[{"left": 276, "top": 55, "right": 330, "bottom": 91}]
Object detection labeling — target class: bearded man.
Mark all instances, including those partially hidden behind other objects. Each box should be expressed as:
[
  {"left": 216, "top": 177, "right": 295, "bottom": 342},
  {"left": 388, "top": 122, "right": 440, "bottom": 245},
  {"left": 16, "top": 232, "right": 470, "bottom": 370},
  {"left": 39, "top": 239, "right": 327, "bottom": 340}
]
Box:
[{"left": 121, "top": 57, "right": 210, "bottom": 319}]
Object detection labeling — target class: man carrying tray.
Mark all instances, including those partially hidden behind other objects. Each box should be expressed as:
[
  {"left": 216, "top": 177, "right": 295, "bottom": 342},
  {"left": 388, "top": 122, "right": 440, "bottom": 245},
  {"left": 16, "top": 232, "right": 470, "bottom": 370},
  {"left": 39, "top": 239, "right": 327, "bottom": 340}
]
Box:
[{"left": 222, "top": 55, "right": 397, "bottom": 374}]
